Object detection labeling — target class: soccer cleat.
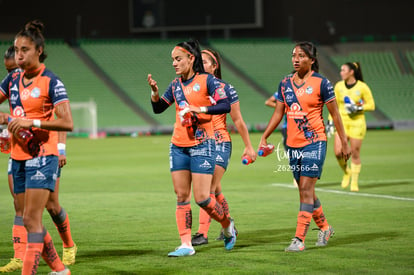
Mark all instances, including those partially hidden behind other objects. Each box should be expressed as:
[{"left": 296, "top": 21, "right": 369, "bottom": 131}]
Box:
[
  {"left": 285, "top": 238, "right": 305, "bottom": 252},
  {"left": 62, "top": 243, "right": 77, "bottom": 266},
  {"left": 350, "top": 181, "right": 359, "bottom": 192},
  {"left": 48, "top": 267, "right": 71, "bottom": 275},
  {"left": 0, "top": 258, "right": 23, "bottom": 273},
  {"left": 167, "top": 245, "right": 195, "bottom": 257},
  {"left": 191, "top": 232, "right": 208, "bottom": 246},
  {"left": 341, "top": 168, "right": 351, "bottom": 189},
  {"left": 315, "top": 226, "right": 335, "bottom": 246},
  {"left": 223, "top": 219, "right": 237, "bottom": 250}
]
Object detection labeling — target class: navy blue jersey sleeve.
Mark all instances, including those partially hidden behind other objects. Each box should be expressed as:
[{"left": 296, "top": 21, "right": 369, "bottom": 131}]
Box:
[
  {"left": 321, "top": 78, "right": 335, "bottom": 103},
  {"left": 224, "top": 82, "right": 239, "bottom": 105},
  {"left": 206, "top": 74, "right": 227, "bottom": 101},
  {"left": 48, "top": 77, "right": 69, "bottom": 106},
  {"left": 276, "top": 82, "right": 285, "bottom": 103},
  {"left": 0, "top": 73, "right": 12, "bottom": 98},
  {"left": 160, "top": 82, "right": 175, "bottom": 105}
]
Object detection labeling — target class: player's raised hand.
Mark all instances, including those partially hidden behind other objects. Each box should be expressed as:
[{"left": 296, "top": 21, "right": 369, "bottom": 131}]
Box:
[{"left": 147, "top": 74, "right": 158, "bottom": 94}]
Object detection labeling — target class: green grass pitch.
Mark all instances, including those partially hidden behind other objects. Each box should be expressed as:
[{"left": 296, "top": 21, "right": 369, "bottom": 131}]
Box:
[{"left": 0, "top": 130, "right": 413, "bottom": 274}]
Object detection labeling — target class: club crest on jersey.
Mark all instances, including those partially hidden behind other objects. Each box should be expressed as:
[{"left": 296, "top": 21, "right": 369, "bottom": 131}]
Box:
[
  {"left": 31, "top": 87, "right": 41, "bottom": 98},
  {"left": 306, "top": 86, "right": 313, "bottom": 94},
  {"left": 193, "top": 83, "right": 201, "bottom": 92},
  {"left": 21, "top": 89, "right": 31, "bottom": 100}
]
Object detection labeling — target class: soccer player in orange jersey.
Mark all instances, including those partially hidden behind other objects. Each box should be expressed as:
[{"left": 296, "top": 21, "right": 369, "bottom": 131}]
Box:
[
  {"left": 259, "top": 42, "right": 351, "bottom": 252},
  {"left": 191, "top": 49, "right": 256, "bottom": 245},
  {"left": 148, "top": 40, "right": 237, "bottom": 257},
  {"left": 0, "top": 20, "right": 73, "bottom": 274},
  {"left": 0, "top": 46, "right": 77, "bottom": 273}
]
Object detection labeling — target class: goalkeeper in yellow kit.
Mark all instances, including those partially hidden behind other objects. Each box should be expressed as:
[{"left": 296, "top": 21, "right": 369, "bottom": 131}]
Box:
[{"left": 326, "top": 62, "right": 375, "bottom": 191}]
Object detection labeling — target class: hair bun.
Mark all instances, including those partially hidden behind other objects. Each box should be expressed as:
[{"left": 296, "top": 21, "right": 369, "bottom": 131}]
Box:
[{"left": 25, "top": 20, "right": 44, "bottom": 33}]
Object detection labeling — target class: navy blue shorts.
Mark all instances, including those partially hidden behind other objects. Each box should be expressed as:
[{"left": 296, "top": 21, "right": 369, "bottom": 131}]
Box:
[
  {"left": 287, "top": 141, "right": 327, "bottom": 183},
  {"left": 215, "top": 141, "right": 232, "bottom": 170},
  {"left": 169, "top": 139, "right": 216, "bottom": 175},
  {"left": 12, "top": 155, "right": 59, "bottom": 194}
]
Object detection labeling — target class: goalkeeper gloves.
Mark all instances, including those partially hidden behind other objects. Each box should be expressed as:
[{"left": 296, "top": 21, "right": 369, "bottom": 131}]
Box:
[{"left": 344, "top": 96, "right": 363, "bottom": 114}]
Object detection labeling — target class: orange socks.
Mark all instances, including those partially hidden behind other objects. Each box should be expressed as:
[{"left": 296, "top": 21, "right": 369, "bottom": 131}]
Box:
[
  {"left": 176, "top": 202, "right": 192, "bottom": 247},
  {"left": 22, "top": 232, "right": 43, "bottom": 275},
  {"left": 215, "top": 192, "right": 230, "bottom": 218},
  {"left": 197, "top": 197, "right": 230, "bottom": 229},
  {"left": 51, "top": 208, "right": 74, "bottom": 248},
  {"left": 42, "top": 230, "right": 65, "bottom": 272},
  {"left": 295, "top": 203, "right": 313, "bottom": 242},
  {"left": 197, "top": 193, "right": 213, "bottom": 237},
  {"left": 12, "top": 216, "right": 27, "bottom": 260},
  {"left": 22, "top": 229, "right": 66, "bottom": 275},
  {"left": 312, "top": 199, "right": 329, "bottom": 231}
]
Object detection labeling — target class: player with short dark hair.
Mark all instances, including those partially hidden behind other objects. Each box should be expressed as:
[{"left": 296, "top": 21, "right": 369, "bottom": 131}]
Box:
[{"left": 259, "top": 41, "right": 351, "bottom": 252}]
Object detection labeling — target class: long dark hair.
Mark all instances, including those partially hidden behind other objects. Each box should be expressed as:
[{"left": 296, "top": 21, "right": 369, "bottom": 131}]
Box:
[
  {"left": 201, "top": 48, "right": 222, "bottom": 79},
  {"left": 176, "top": 39, "right": 204, "bottom": 74},
  {"left": 344, "top": 62, "right": 364, "bottom": 81},
  {"left": 295, "top": 41, "right": 319, "bottom": 73},
  {"left": 15, "top": 20, "right": 47, "bottom": 62}
]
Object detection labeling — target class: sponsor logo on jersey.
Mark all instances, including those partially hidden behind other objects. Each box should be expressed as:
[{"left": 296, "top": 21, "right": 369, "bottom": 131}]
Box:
[
  {"left": 31, "top": 87, "right": 40, "bottom": 98},
  {"left": 55, "top": 79, "right": 64, "bottom": 88},
  {"left": 12, "top": 106, "right": 25, "bottom": 117},
  {"left": 10, "top": 94, "right": 18, "bottom": 104},
  {"left": 285, "top": 87, "right": 293, "bottom": 94},
  {"left": 290, "top": 103, "right": 301, "bottom": 112},
  {"left": 21, "top": 89, "right": 31, "bottom": 100},
  {"left": 26, "top": 158, "right": 41, "bottom": 167},
  {"left": 30, "top": 170, "right": 46, "bottom": 180},
  {"left": 199, "top": 160, "right": 212, "bottom": 169},
  {"left": 193, "top": 83, "right": 200, "bottom": 92},
  {"left": 10, "top": 84, "right": 18, "bottom": 92}
]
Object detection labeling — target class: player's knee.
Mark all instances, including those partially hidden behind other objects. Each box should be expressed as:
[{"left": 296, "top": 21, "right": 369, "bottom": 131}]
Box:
[{"left": 46, "top": 204, "right": 60, "bottom": 217}]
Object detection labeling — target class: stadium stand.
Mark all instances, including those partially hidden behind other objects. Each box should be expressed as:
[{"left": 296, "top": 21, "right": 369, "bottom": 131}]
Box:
[
  {"left": 79, "top": 39, "right": 177, "bottom": 126},
  {"left": 331, "top": 50, "right": 414, "bottom": 122}
]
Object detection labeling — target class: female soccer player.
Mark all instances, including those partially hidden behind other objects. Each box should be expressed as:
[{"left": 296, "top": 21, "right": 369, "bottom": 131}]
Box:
[
  {"left": 191, "top": 49, "right": 256, "bottom": 246},
  {"left": 0, "top": 46, "right": 77, "bottom": 273},
  {"left": 0, "top": 20, "right": 73, "bottom": 274},
  {"left": 332, "top": 62, "right": 375, "bottom": 191},
  {"left": 148, "top": 40, "right": 237, "bottom": 257},
  {"left": 259, "top": 41, "right": 351, "bottom": 252}
]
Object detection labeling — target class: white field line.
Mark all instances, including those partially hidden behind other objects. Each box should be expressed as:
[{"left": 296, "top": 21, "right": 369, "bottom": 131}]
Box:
[{"left": 271, "top": 179, "right": 414, "bottom": 202}]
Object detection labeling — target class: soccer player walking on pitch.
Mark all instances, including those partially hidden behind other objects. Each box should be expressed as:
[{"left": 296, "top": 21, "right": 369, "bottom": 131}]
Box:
[
  {"left": 191, "top": 49, "right": 256, "bottom": 246},
  {"left": 148, "top": 40, "right": 237, "bottom": 257},
  {"left": 328, "top": 62, "right": 375, "bottom": 191},
  {"left": 259, "top": 41, "right": 351, "bottom": 252},
  {"left": 0, "top": 46, "right": 77, "bottom": 273},
  {"left": 0, "top": 20, "right": 73, "bottom": 274}
]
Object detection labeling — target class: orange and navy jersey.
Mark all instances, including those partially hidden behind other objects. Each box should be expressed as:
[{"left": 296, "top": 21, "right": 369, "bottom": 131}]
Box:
[
  {"left": 161, "top": 73, "right": 227, "bottom": 147},
  {"left": 0, "top": 64, "right": 69, "bottom": 160},
  {"left": 212, "top": 80, "right": 239, "bottom": 143},
  {"left": 277, "top": 71, "right": 335, "bottom": 148}
]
